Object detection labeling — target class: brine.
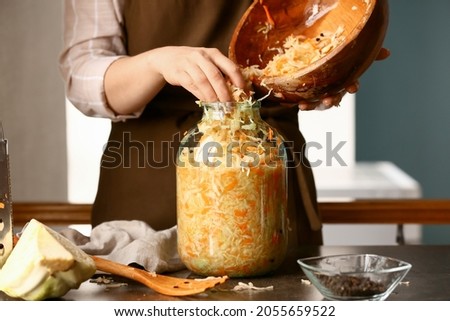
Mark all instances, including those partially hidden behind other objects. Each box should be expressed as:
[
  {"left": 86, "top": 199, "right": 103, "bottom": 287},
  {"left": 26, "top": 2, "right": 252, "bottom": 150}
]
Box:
[{"left": 176, "top": 101, "right": 288, "bottom": 277}]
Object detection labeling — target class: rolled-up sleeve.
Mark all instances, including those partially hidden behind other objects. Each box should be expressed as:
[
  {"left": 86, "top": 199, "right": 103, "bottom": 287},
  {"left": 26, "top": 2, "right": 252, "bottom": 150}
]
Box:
[{"left": 59, "top": 0, "right": 139, "bottom": 120}]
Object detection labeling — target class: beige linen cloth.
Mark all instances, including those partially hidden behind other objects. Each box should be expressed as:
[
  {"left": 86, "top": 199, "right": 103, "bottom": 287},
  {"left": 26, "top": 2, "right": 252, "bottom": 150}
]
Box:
[{"left": 60, "top": 220, "right": 185, "bottom": 273}]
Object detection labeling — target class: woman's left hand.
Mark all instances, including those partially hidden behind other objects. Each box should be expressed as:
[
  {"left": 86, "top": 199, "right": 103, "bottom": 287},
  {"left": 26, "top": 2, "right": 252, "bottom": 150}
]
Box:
[
  {"left": 298, "top": 48, "right": 390, "bottom": 111},
  {"left": 297, "top": 82, "right": 359, "bottom": 111}
]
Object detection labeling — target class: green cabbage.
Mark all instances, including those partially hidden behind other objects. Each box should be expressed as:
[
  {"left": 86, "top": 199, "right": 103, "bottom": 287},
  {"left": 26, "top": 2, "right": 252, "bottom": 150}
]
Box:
[{"left": 0, "top": 219, "right": 96, "bottom": 300}]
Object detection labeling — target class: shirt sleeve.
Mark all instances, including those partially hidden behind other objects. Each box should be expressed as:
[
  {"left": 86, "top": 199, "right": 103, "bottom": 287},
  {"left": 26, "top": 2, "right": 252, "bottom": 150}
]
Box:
[{"left": 59, "top": 0, "right": 140, "bottom": 120}]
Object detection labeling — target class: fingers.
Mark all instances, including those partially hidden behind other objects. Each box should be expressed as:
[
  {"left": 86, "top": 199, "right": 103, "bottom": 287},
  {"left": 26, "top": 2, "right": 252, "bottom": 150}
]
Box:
[
  {"left": 298, "top": 88, "right": 349, "bottom": 111},
  {"left": 345, "top": 81, "right": 359, "bottom": 94},
  {"left": 182, "top": 60, "right": 224, "bottom": 102},
  {"left": 298, "top": 100, "right": 323, "bottom": 111},
  {"left": 209, "top": 48, "right": 246, "bottom": 90},
  {"left": 175, "top": 70, "right": 211, "bottom": 102},
  {"left": 198, "top": 48, "right": 248, "bottom": 102},
  {"left": 298, "top": 98, "right": 339, "bottom": 111},
  {"left": 376, "top": 47, "right": 391, "bottom": 61},
  {"left": 299, "top": 47, "right": 386, "bottom": 110},
  {"left": 159, "top": 47, "right": 245, "bottom": 102}
]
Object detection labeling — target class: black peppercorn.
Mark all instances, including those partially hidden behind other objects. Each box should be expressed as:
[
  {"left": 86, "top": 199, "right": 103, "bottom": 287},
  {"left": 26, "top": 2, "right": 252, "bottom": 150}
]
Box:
[{"left": 317, "top": 274, "right": 387, "bottom": 297}]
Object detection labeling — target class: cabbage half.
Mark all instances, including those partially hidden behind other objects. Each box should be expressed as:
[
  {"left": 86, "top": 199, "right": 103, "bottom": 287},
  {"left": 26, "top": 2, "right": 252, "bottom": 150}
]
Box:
[{"left": 0, "top": 219, "right": 96, "bottom": 300}]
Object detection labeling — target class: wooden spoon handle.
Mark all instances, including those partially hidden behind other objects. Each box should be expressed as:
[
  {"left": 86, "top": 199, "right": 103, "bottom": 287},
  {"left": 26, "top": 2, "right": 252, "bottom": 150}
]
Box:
[
  {"left": 91, "top": 255, "right": 150, "bottom": 280},
  {"left": 91, "top": 255, "right": 176, "bottom": 294},
  {"left": 90, "top": 256, "right": 228, "bottom": 296}
]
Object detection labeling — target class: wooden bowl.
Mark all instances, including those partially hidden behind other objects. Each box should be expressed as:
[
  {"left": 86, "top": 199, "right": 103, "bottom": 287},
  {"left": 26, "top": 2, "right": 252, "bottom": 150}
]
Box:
[{"left": 229, "top": 0, "right": 389, "bottom": 103}]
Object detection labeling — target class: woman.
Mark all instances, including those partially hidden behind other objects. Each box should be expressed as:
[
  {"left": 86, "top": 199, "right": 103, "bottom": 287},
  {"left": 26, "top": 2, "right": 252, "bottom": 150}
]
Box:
[{"left": 59, "top": 0, "right": 366, "bottom": 246}]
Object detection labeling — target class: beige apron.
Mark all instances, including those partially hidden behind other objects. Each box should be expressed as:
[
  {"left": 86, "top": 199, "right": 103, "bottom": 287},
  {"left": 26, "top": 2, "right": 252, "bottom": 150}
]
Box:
[{"left": 92, "top": 0, "right": 323, "bottom": 245}]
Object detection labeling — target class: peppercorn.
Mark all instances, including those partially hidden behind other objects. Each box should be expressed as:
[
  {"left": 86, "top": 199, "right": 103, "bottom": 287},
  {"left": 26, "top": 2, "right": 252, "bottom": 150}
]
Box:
[{"left": 317, "top": 274, "right": 387, "bottom": 297}]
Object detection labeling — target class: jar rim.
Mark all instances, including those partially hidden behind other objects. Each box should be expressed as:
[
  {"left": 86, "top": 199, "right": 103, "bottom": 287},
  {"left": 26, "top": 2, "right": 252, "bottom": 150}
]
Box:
[{"left": 198, "top": 101, "right": 261, "bottom": 112}]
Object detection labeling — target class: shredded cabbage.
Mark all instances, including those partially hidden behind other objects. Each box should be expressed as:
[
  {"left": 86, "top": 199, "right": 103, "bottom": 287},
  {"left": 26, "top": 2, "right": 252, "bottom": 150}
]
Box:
[
  {"left": 176, "top": 101, "right": 288, "bottom": 277},
  {"left": 244, "top": 27, "right": 345, "bottom": 79}
]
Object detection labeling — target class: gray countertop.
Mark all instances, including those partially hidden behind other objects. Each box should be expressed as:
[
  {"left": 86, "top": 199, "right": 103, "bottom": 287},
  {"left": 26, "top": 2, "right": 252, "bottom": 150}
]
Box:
[{"left": 2, "top": 245, "right": 447, "bottom": 301}]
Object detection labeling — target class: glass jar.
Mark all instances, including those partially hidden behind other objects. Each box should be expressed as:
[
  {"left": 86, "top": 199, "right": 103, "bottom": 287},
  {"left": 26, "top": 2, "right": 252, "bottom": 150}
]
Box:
[{"left": 176, "top": 101, "right": 288, "bottom": 277}]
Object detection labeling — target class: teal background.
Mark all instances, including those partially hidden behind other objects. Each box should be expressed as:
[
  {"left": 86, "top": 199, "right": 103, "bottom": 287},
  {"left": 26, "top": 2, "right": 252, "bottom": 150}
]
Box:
[{"left": 355, "top": 0, "right": 450, "bottom": 243}]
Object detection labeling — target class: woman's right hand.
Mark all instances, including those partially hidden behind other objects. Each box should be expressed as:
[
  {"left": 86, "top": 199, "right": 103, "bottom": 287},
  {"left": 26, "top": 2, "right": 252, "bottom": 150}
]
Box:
[
  {"left": 150, "top": 46, "right": 247, "bottom": 102},
  {"left": 104, "top": 46, "right": 247, "bottom": 115}
]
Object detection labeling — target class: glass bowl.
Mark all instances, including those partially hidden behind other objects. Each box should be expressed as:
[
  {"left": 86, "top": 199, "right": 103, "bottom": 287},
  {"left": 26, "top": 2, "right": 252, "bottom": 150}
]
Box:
[{"left": 297, "top": 254, "right": 412, "bottom": 301}]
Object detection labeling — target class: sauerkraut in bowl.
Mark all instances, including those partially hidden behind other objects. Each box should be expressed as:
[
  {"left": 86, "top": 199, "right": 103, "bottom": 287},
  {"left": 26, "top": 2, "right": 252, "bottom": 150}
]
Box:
[
  {"left": 176, "top": 101, "right": 288, "bottom": 277},
  {"left": 229, "top": 0, "right": 389, "bottom": 103}
]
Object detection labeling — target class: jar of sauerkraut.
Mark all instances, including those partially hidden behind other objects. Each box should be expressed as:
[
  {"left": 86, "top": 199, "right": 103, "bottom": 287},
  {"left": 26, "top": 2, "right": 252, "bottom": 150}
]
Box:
[{"left": 176, "top": 100, "right": 288, "bottom": 277}]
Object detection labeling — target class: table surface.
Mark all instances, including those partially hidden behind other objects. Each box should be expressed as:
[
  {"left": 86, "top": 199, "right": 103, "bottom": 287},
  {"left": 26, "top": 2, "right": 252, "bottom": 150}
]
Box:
[{"left": 2, "top": 245, "right": 448, "bottom": 301}]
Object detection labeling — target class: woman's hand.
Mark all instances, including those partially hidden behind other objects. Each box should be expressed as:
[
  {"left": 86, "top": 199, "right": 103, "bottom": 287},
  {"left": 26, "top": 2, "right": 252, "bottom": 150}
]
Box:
[
  {"left": 298, "top": 48, "right": 391, "bottom": 111},
  {"left": 104, "top": 46, "right": 247, "bottom": 115},
  {"left": 152, "top": 46, "right": 246, "bottom": 102},
  {"left": 297, "top": 81, "right": 360, "bottom": 111}
]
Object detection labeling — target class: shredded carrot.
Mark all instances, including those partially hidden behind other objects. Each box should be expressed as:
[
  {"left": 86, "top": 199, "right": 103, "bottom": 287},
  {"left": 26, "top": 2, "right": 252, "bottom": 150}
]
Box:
[
  {"left": 234, "top": 209, "right": 248, "bottom": 218},
  {"left": 262, "top": 4, "right": 275, "bottom": 27},
  {"left": 176, "top": 102, "right": 288, "bottom": 277}
]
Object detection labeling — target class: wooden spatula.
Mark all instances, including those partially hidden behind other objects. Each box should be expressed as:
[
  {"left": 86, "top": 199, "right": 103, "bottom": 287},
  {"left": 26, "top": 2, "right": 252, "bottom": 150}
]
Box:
[{"left": 91, "top": 256, "right": 228, "bottom": 297}]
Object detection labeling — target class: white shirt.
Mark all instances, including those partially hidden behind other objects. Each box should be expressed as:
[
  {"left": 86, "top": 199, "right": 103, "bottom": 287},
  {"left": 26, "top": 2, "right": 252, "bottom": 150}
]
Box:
[{"left": 59, "top": 0, "right": 139, "bottom": 120}]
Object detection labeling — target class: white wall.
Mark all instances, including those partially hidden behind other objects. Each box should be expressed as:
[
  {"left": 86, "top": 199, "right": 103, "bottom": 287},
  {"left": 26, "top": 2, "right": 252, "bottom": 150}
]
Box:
[
  {"left": 299, "top": 93, "right": 355, "bottom": 170},
  {"left": 66, "top": 100, "right": 110, "bottom": 203}
]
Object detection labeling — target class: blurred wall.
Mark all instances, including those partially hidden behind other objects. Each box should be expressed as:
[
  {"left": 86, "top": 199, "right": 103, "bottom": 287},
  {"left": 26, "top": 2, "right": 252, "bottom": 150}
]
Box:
[
  {"left": 0, "top": 0, "right": 67, "bottom": 201},
  {"left": 356, "top": 0, "right": 450, "bottom": 243},
  {"left": 1, "top": 0, "right": 449, "bottom": 243}
]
